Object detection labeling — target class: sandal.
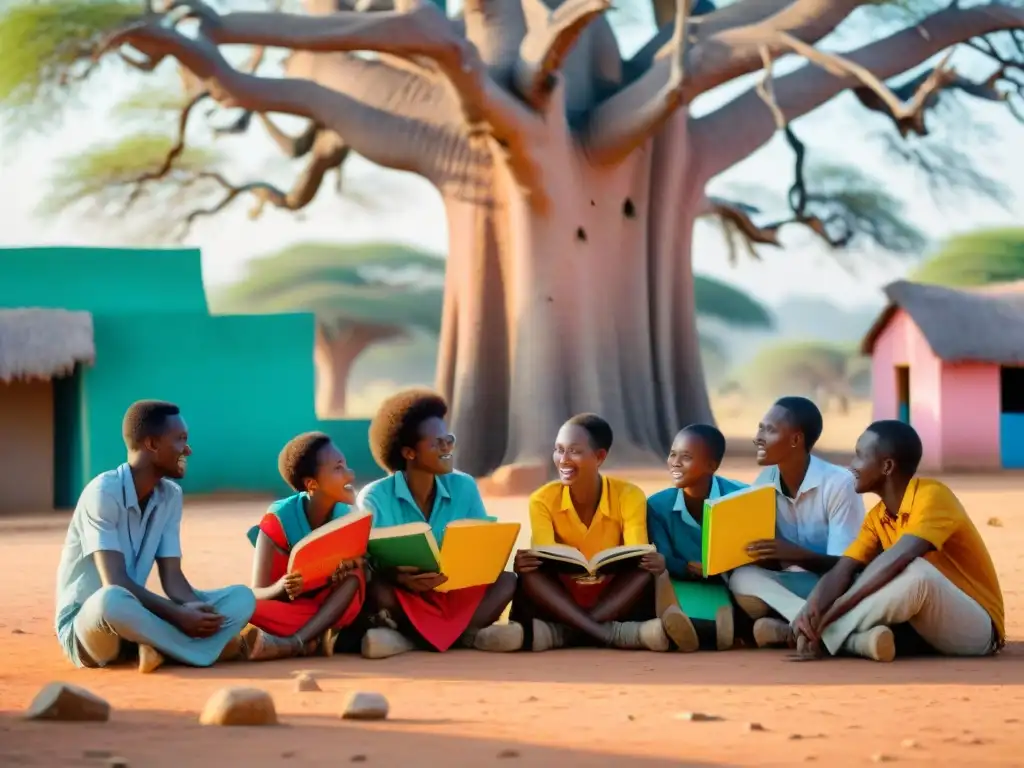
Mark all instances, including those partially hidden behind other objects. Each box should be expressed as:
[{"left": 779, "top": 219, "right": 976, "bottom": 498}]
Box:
[{"left": 247, "top": 629, "right": 306, "bottom": 662}]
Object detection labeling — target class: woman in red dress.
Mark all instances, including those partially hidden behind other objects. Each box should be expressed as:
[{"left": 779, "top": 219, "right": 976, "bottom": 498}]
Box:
[{"left": 243, "top": 432, "right": 366, "bottom": 661}]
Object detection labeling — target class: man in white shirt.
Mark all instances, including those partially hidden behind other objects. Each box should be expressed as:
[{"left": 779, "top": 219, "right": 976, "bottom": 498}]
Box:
[
  {"left": 728, "top": 397, "right": 866, "bottom": 647},
  {"left": 55, "top": 400, "right": 255, "bottom": 672}
]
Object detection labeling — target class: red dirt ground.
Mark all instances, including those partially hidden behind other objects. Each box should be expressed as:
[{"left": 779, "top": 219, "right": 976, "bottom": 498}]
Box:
[{"left": 2, "top": 462, "right": 1023, "bottom": 767}]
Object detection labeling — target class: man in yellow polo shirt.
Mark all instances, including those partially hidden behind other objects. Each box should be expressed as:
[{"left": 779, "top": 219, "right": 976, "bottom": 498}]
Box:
[
  {"left": 792, "top": 420, "right": 1004, "bottom": 662},
  {"left": 511, "top": 414, "right": 678, "bottom": 652}
]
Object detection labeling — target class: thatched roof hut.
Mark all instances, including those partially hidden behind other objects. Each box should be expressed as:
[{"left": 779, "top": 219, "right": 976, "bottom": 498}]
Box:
[
  {"left": 861, "top": 279, "right": 1024, "bottom": 364},
  {"left": 0, "top": 309, "right": 95, "bottom": 383}
]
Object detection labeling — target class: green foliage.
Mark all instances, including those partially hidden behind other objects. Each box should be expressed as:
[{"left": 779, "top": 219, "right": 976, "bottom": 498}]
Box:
[
  {"left": 211, "top": 242, "right": 446, "bottom": 334},
  {"left": 738, "top": 340, "right": 864, "bottom": 399},
  {"left": 693, "top": 275, "right": 773, "bottom": 329},
  {"left": 0, "top": 0, "right": 143, "bottom": 133},
  {"left": 910, "top": 228, "right": 1024, "bottom": 287},
  {"left": 41, "top": 132, "right": 222, "bottom": 224},
  {"left": 113, "top": 86, "right": 192, "bottom": 121}
]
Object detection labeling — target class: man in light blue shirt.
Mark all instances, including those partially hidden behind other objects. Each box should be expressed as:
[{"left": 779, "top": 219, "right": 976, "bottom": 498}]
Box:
[
  {"left": 55, "top": 400, "right": 255, "bottom": 672},
  {"left": 728, "top": 397, "right": 866, "bottom": 647}
]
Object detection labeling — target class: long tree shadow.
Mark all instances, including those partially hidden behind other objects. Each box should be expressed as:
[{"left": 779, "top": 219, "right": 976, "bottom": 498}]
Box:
[{"left": 0, "top": 709, "right": 720, "bottom": 767}]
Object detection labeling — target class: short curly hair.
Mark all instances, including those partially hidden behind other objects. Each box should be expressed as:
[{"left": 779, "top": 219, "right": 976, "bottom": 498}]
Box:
[
  {"left": 565, "top": 413, "right": 614, "bottom": 453},
  {"left": 122, "top": 400, "right": 181, "bottom": 451},
  {"left": 368, "top": 388, "right": 448, "bottom": 473},
  {"left": 278, "top": 431, "right": 333, "bottom": 491}
]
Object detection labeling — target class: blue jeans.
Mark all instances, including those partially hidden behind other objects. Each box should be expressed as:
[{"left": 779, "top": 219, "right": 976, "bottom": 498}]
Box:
[{"left": 73, "top": 585, "right": 255, "bottom": 668}]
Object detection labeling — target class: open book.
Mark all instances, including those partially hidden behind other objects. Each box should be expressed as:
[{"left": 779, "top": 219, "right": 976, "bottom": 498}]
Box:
[
  {"left": 527, "top": 544, "right": 654, "bottom": 577},
  {"left": 286, "top": 508, "right": 373, "bottom": 590},
  {"left": 368, "top": 519, "right": 521, "bottom": 593},
  {"left": 701, "top": 484, "right": 776, "bottom": 577}
]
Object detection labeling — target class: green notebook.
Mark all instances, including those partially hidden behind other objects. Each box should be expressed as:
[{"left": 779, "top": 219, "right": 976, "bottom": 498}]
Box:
[
  {"left": 367, "top": 523, "right": 441, "bottom": 573},
  {"left": 671, "top": 579, "right": 732, "bottom": 622}
]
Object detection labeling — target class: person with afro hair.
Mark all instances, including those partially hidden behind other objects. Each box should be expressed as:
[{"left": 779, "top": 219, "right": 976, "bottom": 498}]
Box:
[
  {"left": 785, "top": 420, "right": 1004, "bottom": 662},
  {"left": 510, "top": 414, "right": 673, "bottom": 653},
  {"left": 728, "top": 396, "right": 866, "bottom": 649},
  {"left": 646, "top": 424, "right": 748, "bottom": 653},
  {"left": 241, "top": 432, "right": 367, "bottom": 661},
  {"left": 54, "top": 400, "right": 255, "bottom": 674},
  {"left": 355, "top": 388, "right": 522, "bottom": 659}
]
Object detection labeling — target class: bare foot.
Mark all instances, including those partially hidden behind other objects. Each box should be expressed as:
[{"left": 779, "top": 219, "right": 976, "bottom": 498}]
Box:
[{"left": 138, "top": 645, "right": 165, "bottom": 674}]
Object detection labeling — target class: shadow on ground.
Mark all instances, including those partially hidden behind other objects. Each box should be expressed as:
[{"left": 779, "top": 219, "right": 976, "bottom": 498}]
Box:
[{"left": 0, "top": 709, "right": 720, "bottom": 767}]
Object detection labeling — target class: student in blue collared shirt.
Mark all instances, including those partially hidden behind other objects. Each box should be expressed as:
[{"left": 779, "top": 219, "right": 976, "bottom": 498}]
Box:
[
  {"left": 647, "top": 424, "right": 744, "bottom": 652},
  {"left": 54, "top": 401, "right": 255, "bottom": 673},
  {"left": 356, "top": 388, "right": 521, "bottom": 659}
]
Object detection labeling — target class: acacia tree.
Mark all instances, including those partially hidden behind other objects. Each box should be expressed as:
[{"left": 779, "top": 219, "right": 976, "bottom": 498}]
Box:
[
  {"left": 911, "top": 227, "right": 1024, "bottom": 286},
  {"left": 2, "top": 0, "right": 1022, "bottom": 477},
  {"left": 211, "top": 241, "right": 446, "bottom": 416}
]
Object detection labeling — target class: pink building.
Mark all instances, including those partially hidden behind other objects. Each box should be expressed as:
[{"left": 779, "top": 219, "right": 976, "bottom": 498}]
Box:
[{"left": 861, "top": 279, "right": 1024, "bottom": 472}]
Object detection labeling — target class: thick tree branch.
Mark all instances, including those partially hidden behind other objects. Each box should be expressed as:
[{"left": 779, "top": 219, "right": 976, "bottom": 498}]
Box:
[
  {"left": 682, "top": 0, "right": 863, "bottom": 99},
  {"left": 513, "top": 0, "right": 611, "bottom": 110},
  {"left": 191, "top": 4, "right": 542, "bottom": 143},
  {"left": 691, "top": 2, "right": 1024, "bottom": 183},
  {"left": 582, "top": 0, "right": 690, "bottom": 165},
  {"left": 625, "top": 0, "right": 786, "bottom": 83}
]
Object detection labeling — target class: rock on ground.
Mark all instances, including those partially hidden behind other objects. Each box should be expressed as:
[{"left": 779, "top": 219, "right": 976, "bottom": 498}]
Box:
[
  {"left": 341, "top": 691, "right": 389, "bottom": 721},
  {"left": 25, "top": 682, "right": 110, "bottom": 722},
  {"left": 295, "top": 673, "right": 321, "bottom": 693},
  {"left": 199, "top": 687, "right": 277, "bottom": 726}
]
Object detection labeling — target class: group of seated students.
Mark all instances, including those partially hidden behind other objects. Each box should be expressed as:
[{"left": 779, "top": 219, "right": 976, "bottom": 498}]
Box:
[{"left": 54, "top": 389, "right": 1005, "bottom": 674}]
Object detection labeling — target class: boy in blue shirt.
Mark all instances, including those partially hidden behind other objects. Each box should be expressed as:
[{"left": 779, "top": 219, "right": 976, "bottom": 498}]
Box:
[{"left": 647, "top": 424, "right": 745, "bottom": 651}]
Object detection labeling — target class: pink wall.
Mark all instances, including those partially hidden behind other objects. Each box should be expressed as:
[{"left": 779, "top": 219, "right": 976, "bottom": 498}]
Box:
[
  {"left": 871, "top": 310, "right": 945, "bottom": 471},
  {"left": 938, "top": 363, "right": 1001, "bottom": 470},
  {"left": 871, "top": 309, "right": 1002, "bottom": 470}
]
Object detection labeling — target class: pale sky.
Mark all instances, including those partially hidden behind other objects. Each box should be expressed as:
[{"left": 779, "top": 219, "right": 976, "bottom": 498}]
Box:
[{"left": 1, "top": 3, "right": 1021, "bottom": 310}]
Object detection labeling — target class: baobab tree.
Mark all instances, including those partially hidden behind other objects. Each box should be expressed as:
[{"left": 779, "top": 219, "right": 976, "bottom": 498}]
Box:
[{"left": 1, "top": 0, "right": 1020, "bottom": 479}]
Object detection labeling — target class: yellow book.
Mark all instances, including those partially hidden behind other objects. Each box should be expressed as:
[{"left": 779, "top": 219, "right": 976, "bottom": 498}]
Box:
[
  {"left": 368, "top": 519, "right": 521, "bottom": 592},
  {"left": 701, "top": 485, "right": 776, "bottom": 577}
]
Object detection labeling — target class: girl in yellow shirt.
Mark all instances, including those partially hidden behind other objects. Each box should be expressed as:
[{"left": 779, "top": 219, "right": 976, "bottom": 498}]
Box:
[{"left": 511, "top": 413, "right": 681, "bottom": 651}]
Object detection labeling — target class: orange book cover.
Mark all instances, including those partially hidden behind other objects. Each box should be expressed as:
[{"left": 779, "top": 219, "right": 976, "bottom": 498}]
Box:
[{"left": 287, "top": 509, "right": 373, "bottom": 590}]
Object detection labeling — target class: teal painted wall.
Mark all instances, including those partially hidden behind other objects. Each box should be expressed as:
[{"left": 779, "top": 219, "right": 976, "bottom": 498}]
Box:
[{"left": 1, "top": 247, "right": 383, "bottom": 502}]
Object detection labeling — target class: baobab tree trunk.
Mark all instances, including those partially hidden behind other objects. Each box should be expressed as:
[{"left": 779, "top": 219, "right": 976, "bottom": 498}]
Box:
[
  {"left": 314, "top": 322, "right": 403, "bottom": 417},
  {"left": 436, "top": 103, "right": 714, "bottom": 479}
]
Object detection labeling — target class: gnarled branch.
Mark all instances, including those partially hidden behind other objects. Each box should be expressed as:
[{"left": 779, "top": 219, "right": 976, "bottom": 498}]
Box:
[
  {"left": 691, "top": 2, "right": 1024, "bottom": 184},
  {"left": 513, "top": 0, "right": 611, "bottom": 110},
  {"left": 177, "top": 132, "right": 348, "bottom": 238},
  {"left": 582, "top": 0, "right": 690, "bottom": 166},
  {"left": 123, "top": 89, "right": 210, "bottom": 211}
]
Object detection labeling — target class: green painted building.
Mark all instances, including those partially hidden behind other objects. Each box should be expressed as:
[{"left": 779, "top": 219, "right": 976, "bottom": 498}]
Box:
[{"left": 0, "top": 247, "right": 382, "bottom": 513}]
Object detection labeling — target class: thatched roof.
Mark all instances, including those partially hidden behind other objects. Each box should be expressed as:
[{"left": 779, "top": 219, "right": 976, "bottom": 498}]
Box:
[
  {"left": 861, "top": 280, "right": 1024, "bottom": 364},
  {"left": 0, "top": 309, "right": 95, "bottom": 382}
]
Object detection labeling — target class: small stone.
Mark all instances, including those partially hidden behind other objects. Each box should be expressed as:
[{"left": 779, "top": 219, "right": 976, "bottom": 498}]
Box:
[
  {"left": 350, "top": 756, "right": 367, "bottom": 763},
  {"left": 11, "top": 628, "right": 26, "bottom": 635},
  {"left": 341, "top": 691, "right": 389, "bottom": 721},
  {"left": 295, "top": 673, "right": 320, "bottom": 693},
  {"left": 107, "top": 759, "right": 129, "bottom": 768},
  {"left": 789, "top": 734, "right": 803, "bottom": 741},
  {"left": 627, "top": 714, "right": 635, "bottom": 721},
  {"left": 675, "top": 711, "right": 718, "bottom": 722},
  {"left": 900, "top": 739, "right": 918, "bottom": 749},
  {"left": 199, "top": 687, "right": 277, "bottom": 726},
  {"left": 987, "top": 517, "right": 1004, "bottom": 527},
  {"left": 746, "top": 722, "right": 766, "bottom": 732},
  {"left": 871, "top": 754, "right": 893, "bottom": 763},
  {"left": 497, "top": 749, "right": 520, "bottom": 759},
  {"left": 25, "top": 682, "right": 110, "bottom": 722},
  {"left": 523, "top": 696, "right": 539, "bottom": 703}
]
